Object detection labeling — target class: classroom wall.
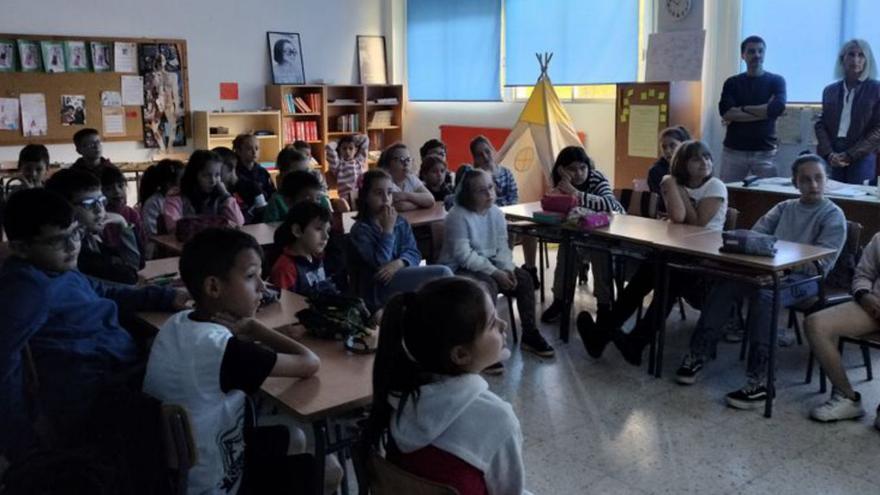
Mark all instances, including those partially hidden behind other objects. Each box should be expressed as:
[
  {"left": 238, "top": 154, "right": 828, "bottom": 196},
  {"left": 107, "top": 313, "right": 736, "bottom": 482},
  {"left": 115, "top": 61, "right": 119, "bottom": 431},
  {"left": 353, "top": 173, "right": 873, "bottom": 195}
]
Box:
[{"left": 0, "top": 0, "right": 387, "bottom": 164}]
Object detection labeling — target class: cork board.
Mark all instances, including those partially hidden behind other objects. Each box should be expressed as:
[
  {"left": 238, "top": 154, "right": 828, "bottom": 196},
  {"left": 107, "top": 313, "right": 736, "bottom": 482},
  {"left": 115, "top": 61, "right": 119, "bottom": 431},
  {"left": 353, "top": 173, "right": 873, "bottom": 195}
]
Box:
[{"left": 0, "top": 33, "right": 190, "bottom": 146}]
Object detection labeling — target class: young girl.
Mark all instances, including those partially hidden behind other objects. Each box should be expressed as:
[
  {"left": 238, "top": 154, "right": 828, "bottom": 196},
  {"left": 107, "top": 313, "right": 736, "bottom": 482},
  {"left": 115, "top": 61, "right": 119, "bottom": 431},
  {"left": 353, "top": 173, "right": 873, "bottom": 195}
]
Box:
[
  {"left": 326, "top": 134, "right": 368, "bottom": 207},
  {"left": 101, "top": 165, "right": 146, "bottom": 263},
  {"left": 578, "top": 140, "right": 728, "bottom": 365},
  {"left": 162, "top": 150, "right": 245, "bottom": 235},
  {"left": 363, "top": 277, "right": 529, "bottom": 495},
  {"left": 377, "top": 143, "right": 435, "bottom": 211},
  {"left": 419, "top": 154, "right": 454, "bottom": 204},
  {"left": 233, "top": 134, "right": 273, "bottom": 221},
  {"left": 439, "top": 168, "right": 554, "bottom": 361},
  {"left": 541, "top": 146, "right": 624, "bottom": 324},
  {"left": 349, "top": 169, "right": 452, "bottom": 311},
  {"left": 647, "top": 126, "right": 691, "bottom": 213},
  {"left": 138, "top": 159, "right": 184, "bottom": 258}
]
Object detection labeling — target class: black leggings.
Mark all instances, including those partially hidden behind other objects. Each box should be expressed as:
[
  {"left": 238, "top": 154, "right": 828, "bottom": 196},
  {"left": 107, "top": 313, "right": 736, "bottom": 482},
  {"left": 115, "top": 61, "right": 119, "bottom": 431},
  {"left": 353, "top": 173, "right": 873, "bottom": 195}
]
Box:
[{"left": 238, "top": 425, "right": 316, "bottom": 495}]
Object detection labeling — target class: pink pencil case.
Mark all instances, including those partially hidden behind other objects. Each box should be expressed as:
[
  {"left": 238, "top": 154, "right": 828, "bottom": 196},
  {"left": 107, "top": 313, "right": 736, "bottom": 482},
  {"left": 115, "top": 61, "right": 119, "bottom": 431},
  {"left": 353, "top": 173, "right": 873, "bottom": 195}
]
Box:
[
  {"left": 540, "top": 194, "right": 579, "bottom": 213},
  {"left": 580, "top": 213, "right": 610, "bottom": 230}
]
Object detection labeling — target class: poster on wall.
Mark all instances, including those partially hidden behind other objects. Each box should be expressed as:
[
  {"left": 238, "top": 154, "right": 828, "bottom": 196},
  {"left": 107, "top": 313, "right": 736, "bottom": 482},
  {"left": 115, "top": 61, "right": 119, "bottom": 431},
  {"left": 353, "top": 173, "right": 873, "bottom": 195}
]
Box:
[
  {"left": 41, "top": 41, "right": 65, "bottom": 73},
  {"left": 139, "top": 43, "right": 186, "bottom": 149},
  {"left": 61, "top": 94, "right": 86, "bottom": 125},
  {"left": 0, "top": 40, "right": 16, "bottom": 72},
  {"left": 17, "top": 40, "right": 41, "bottom": 72},
  {"left": 20, "top": 93, "right": 47, "bottom": 137},
  {"left": 64, "top": 41, "right": 89, "bottom": 72},
  {"left": 0, "top": 98, "right": 20, "bottom": 130},
  {"left": 267, "top": 32, "right": 305, "bottom": 84},
  {"left": 91, "top": 42, "right": 111, "bottom": 72}
]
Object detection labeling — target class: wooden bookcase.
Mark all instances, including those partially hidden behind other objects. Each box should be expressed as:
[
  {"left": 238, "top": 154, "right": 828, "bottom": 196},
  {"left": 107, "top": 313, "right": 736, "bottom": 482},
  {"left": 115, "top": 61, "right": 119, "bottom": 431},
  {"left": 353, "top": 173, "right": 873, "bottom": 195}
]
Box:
[
  {"left": 192, "top": 110, "right": 282, "bottom": 164},
  {"left": 265, "top": 84, "right": 404, "bottom": 171}
]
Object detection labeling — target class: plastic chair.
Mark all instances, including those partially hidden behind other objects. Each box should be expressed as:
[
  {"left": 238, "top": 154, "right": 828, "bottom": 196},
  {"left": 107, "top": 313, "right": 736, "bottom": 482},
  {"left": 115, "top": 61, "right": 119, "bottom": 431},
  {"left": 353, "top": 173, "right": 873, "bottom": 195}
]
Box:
[
  {"left": 160, "top": 404, "right": 197, "bottom": 495},
  {"left": 368, "top": 452, "right": 460, "bottom": 495}
]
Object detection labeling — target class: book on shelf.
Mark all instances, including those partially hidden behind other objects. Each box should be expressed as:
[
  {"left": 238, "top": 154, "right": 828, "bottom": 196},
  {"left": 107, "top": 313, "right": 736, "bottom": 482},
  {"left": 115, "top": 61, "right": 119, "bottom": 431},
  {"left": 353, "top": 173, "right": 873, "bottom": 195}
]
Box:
[
  {"left": 369, "top": 110, "right": 393, "bottom": 128},
  {"left": 285, "top": 93, "right": 296, "bottom": 113},
  {"left": 283, "top": 120, "right": 319, "bottom": 143},
  {"left": 335, "top": 113, "right": 360, "bottom": 133},
  {"left": 307, "top": 93, "right": 321, "bottom": 112},
  {"left": 293, "top": 96, "right": 312, "bottom": 113},
  {"left": 370, "top": 97, "right": 399, "bottom": 105},
  {"left": 329, "top": 98, "right": 358, "bottom": 105}
]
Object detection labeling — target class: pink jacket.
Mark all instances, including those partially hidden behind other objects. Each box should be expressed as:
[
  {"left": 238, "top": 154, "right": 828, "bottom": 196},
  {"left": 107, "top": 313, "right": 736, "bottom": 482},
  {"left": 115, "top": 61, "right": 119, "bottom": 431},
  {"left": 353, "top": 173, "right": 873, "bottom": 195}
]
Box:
[{"left": 161, "top": 193, "right": 244, "bottom": 234}]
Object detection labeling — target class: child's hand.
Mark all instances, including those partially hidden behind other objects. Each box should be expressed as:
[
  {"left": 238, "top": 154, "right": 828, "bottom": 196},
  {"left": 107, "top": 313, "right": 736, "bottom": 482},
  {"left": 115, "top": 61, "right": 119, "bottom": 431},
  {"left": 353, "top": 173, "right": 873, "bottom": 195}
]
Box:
[
  {"left": 104, "top": 212, "right": 128, "bottom": 227},
  {"left": 860, "top": 293, "right": 880, "bottom": 319},
  {"left": 492, "top": 269, "right": 516, "bottom": 291},
  {"left": 378, "top": 205, "right": 397, "bottom": 233},
  {"left": 170, "top": 288, "right": 191, "bottom": 310},
  {"left": 375, "top": 259, "right": 404, "bottom": 285}
]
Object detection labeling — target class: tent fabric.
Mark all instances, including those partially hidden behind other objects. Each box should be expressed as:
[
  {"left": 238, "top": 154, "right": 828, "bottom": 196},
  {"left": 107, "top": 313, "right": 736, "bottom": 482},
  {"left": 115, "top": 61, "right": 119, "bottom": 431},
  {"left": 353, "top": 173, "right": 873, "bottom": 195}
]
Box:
[{"left": 495, "top": 72, "right": 583, "bottom": 203}]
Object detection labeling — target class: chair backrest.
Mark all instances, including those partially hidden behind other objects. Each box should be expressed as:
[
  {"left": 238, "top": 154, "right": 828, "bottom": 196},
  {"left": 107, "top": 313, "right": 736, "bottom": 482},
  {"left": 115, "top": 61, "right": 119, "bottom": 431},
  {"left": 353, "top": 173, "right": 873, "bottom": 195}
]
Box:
[
  {"left": 160, "top": 404, "right": 197, "bottom": 495},
  {"left": 368, "top": 453, "right": 460, "bottom": 495},
  {"left": 614, "top": 188, "right": 659, "bottom": 218},
  {"left": 724, "top": 207, "right": 740, "bottom": 231}
]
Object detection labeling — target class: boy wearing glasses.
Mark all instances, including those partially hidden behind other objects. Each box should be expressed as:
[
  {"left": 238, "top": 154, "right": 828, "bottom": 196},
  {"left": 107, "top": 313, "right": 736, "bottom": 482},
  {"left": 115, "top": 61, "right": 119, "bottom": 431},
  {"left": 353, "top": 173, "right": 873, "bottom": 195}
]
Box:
[
  {"left": 0, "top": 189, "right": 188, "bottom": 460},
  {"left": 46, "top": 169, "right": 143, "bottom": 285},
  {"left": 70, "top": 128, "right": 118, "bottom": 178}
]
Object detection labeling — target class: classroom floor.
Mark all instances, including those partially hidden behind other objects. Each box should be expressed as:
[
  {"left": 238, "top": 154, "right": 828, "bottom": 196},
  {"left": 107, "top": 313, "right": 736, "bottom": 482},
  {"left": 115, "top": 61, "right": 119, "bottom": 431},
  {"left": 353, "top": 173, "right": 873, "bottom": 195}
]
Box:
[{"left": 480, "top": 246, "right": 880, "bottom": 494}]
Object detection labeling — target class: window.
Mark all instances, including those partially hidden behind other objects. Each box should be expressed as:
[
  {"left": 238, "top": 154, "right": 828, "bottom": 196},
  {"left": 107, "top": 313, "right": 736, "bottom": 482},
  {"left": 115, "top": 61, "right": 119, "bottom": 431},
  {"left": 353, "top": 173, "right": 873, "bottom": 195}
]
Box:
[
  {"left": 741, "top": 0, "right": 880, "bottom": 102},
  {"left": 512, "top": 84, "right": 616, "bottom": 102},
  {"left": 407, "top": 0, "right": 502, "bottom": 101},
  {"left": 504, "top": 0, "right": 639, "bottom": 86}
]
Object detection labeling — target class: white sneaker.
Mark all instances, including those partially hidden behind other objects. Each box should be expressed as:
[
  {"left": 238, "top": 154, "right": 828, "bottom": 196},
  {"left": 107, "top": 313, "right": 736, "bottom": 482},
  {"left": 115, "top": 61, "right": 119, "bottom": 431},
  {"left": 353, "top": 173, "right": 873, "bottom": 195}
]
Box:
[{"left": 810, "top": 392, "right": 865, "bottom": 422}]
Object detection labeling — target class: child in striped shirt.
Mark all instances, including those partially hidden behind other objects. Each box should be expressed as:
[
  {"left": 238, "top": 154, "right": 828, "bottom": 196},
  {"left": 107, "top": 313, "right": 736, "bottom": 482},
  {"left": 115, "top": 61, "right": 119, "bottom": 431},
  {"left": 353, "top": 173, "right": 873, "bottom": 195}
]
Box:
[{"left": 326, "top": 134, "right": 368, "bottom": 208}]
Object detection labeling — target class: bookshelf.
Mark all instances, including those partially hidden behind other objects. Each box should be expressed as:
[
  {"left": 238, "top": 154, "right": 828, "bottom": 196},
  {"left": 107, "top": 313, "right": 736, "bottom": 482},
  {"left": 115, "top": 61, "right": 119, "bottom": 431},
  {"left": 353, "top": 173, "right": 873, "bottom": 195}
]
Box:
[
  {"left": 192, "top": 111, "right": 282, "bottom": 163},
  {"left": 265, "top": 84, "right": 404, "bottom": 171},
  {"left": 265, "top": 85, "right": 326, "bottom": 166}
]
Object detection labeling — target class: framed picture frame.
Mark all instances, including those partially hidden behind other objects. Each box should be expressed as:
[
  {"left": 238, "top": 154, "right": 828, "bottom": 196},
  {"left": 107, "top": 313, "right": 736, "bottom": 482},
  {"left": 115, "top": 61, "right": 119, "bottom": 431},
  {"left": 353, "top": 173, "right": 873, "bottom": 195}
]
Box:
[
  {"left": 0, "top": 40, "right": 16, "bottom": 72},
  {"left": 64, "top": 41, "right": 89, "bottom": 72},
  {"left": 41, "top": 40, "right": 65, "bottom": 73},
  {"left": 357, "top": 35, "right": 388, "bottom": 85},
  {"left": 17, "top": 40, "right": 41, "bottom": 72},
  {"left": 90, "top": 41, "right": 111, "bottom": 72},
  {"left": 267, "top": 32, "right": 305, "bottom": 84}
]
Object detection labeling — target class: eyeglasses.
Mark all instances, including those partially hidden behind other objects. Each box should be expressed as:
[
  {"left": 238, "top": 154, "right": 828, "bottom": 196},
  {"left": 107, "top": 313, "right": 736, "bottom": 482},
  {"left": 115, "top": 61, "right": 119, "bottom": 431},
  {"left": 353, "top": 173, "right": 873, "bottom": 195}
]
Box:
[
  {"left": 393, "top": 156, "right": 413, "bottom": 164},
  {"left": 76, "top": 195, "right": 108, "bottom": 212},
  {"left": 30, "top": 225, "right": 86, "bottom": 250}
]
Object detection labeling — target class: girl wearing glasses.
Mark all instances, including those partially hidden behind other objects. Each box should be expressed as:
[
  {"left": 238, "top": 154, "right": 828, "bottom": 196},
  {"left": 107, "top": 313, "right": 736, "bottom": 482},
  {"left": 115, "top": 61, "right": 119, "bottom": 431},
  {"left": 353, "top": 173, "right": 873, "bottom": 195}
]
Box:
[{"left": 377, "top": 143, "right": 435, "bottom": 212}]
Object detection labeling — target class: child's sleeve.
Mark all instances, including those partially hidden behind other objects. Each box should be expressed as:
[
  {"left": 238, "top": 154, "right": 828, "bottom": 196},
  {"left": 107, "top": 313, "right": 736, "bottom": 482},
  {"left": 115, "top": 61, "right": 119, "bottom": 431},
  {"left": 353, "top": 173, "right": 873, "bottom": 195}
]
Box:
[
  {"left": 812, "top": 207, "right": 847, "bottom": 276},
  {"left": 161, "top": 194, "right": 184, "bottom": 234},
  {"left": 584, "top": 171, "right": 624, "bottom": 213},
  {"left": 498, "top": 168, "right": 519, "bottom": 206},
  {"left": 269, "top": 257, "right": 298, "bottom": 291},
  {"left": 355, "top": 134, "right": 370, "bottom": 168},
  {"left": 444, "top": 210, "right": 497, "bottom": 275},
  {"left": 219, "top": 338, "right": 277, "bottom": 394},
  {"left": 92, "top": 278, "right": 176, "bottom": 313},
  {"left": 395, "top": 219, "right": 423, "bottom": 267},
  {"left": 350, "top": 222, "right": 396, "bottom": 268},
  {"left": 325, "top": 142, "right": 340, "bottom": 174},
  {"left": 752, "top": 202, "right": 782, "bottom": 235},
  {"left": 854, "top": 233, "right": 880, "bottom": 294},
  {"left": 0, "top": 276, "right": 49, "bottom": 376},
  {"left": 491, "top": 209, "right": 516, "bottom": 271},
  {"left": 222, "top": 196, "right": 245, "bottom": 227},
  {"left": 484, "top": 429, "right": 527, "bottom": 495}
]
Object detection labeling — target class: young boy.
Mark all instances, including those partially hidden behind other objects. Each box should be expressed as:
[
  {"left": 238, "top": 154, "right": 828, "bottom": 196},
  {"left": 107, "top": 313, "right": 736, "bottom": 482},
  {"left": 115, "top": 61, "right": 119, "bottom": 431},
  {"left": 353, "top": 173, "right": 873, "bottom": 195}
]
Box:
[
  {"left": 0, "top": 188, "right": 187, "bottom": 460},
  {"left": 142, "top": 228, "right": 322, "bottom": 494},
  {"left": 71, "top": 128, "right": 117, "bottom": 177},
  {"left": 46, "top": 169, "right": 143, "bottom": 285},
  {"left": 101, "top": 165, "right": 146, "bottom": 263},
  {"left": 264, "top": 149, "right": 329, "bottom": 223},
  {"left": 6, "top": 144, "right": 50, "bottom": 194},
  {"left": 325, "top": 134, "right": 368, "bottom": 207},
  {"left": 292, "top": 139, "right": 320, "bottom": 168},
  {"left": 676, "top": 154, "right": 846, "bottom": 410},
  {"left": 269, "top": 201, "right": 336, "bottom": 296}
]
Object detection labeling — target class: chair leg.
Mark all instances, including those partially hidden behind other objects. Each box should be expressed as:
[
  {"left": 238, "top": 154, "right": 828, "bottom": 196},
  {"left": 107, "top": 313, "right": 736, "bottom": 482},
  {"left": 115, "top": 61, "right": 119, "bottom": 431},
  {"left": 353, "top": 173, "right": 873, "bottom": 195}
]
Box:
[
  {"left": 819, "top": 366, "right": 827, "bottom": 393},
  {"left": 862, "top": 344, "right": 873, "bottom": 381},
  {"left": 678, "top": 297, "right": 686, "bottom": 321},
  {"left": 544, "top": 241, "right": 550, "bottom": 268},
  {"left": 738, "top": 301, "right": 749, "bottom": 361},
  {"left": 792, "top": 311, "right": 803, "bottom": 346},
  {"left": 805, "top": 350, "right": 814, "bottom": 384},
  {"left": 507, "top": 296, "right": 518, "bottom": 344},
  {"left": 538, "top": 239, "right": 545, "bottom": 303}
]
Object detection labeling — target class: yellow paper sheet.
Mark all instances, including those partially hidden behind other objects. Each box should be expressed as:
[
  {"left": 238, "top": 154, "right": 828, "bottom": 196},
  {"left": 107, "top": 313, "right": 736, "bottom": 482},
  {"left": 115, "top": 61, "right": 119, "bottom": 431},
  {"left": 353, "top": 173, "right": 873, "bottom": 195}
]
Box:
[
  {"left": 649, "top": 89, "right": 656, "bottom": 97},
  {"left": 621, "top": 114, "right": 627, "bottom": 123},
  {"left": 628, "top": 105, "right": 660, "bottom": 158},
  {"left": 660, "top": 104, "right": 668, "bottom": 112},
  {"left": 660, "top": 113, "right": 667, "bottom": 123},
  {"left": 624, "top": 98, "right": 630, "bottom": 106},
  {"left": 640, "top": 92, "right": 647, "bottom": 100},
  {"left": 658, "top": 91, "right": 666, "bottom": 100},
  {"left": 627, "top": 89, "right": 634, "bottom": 97}
]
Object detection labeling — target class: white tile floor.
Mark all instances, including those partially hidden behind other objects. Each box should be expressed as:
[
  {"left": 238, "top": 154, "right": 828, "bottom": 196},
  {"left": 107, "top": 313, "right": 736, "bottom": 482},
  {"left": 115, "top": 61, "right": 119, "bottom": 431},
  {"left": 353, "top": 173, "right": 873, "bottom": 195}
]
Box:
[{"left": 485, "top": 246, "right": 880, "bottom": 494}]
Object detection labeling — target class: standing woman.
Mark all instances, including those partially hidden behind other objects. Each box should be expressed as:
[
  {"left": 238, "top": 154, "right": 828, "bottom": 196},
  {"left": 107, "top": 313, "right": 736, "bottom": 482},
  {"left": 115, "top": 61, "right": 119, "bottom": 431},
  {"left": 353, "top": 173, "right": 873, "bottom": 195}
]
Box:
[{"left": 815, "top": 39, "right": 880, "bottom": 185}]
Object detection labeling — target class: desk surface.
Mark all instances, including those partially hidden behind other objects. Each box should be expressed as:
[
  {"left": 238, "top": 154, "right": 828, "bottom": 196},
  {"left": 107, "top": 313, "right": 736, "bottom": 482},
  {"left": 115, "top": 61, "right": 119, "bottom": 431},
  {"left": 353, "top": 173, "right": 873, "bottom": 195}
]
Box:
[
  {"left": 342, "top": 201, "right": 447, "bottom": 233},
  {"left": 139, "top": 256, "right": 179, "bottom": 282},
  {"left": 726, "top": 180, "right": 880, "bottom": 205},
  {"left": 152, "top": 222, "right": 282, "bottom": 255},
  {"left": 138, "top": 290, "right": 374, "bottom": 422}
]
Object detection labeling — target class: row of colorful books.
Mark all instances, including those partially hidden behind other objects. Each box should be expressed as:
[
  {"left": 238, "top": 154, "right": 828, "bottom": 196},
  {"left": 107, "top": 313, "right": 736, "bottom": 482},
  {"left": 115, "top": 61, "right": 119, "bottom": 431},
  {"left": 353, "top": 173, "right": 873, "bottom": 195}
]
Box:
[
  {"left": 335, "top": 113, "right": 360, "bottom": 133},
  {"left": 283, "top": 119, "right": 319, "bottom": 142},
  {"left": 284, "top": 92, "right": 322, "bottom": 113}
]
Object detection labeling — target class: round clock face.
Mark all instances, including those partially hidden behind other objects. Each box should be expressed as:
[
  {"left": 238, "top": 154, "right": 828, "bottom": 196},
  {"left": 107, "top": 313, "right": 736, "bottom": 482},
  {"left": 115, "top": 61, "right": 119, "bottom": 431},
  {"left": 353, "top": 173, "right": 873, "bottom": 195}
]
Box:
[{"left": 666, "top": 0, "right": 692, "bottom": 20}]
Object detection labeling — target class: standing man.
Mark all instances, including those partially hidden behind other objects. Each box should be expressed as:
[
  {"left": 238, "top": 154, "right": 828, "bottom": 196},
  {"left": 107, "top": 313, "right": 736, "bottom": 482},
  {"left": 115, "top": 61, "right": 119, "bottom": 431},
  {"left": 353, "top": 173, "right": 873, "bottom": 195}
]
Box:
[{"left": 718, "top": 36, "right": 787, "bottom": 182}]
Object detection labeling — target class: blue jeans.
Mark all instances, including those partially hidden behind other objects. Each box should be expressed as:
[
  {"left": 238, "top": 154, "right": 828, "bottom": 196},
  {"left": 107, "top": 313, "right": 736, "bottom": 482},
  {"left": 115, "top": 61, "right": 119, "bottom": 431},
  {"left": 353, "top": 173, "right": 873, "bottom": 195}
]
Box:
[
  {"left": 830, "top": 152, "right": 876, "bottom": 185},
  {"left": 375, "top": 265, "right": 452, "bottom": 309},
  {"left": 689, "top": 274, "right": 818, "bottom": 384},
  {"left": 720, "top": 147, "right": 778, "bottom": 182}
]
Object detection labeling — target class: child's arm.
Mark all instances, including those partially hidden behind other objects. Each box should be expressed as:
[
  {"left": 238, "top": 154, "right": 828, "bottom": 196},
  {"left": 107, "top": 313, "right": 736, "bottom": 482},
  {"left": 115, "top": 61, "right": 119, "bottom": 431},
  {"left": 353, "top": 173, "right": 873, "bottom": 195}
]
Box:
[
  {"left": 496, "top": 167, "right": 519, "bottom": 206},
  {"left": 395, "top": 218, "right": 423, "bottom": 267},
  {"left": 491, "top": 208, "right": 516, "bottom": 271},
  {"left": 222, "top": 196, "right": 245, "bottom": 226},
  {"left": 354, "top": 134, "right": 370, "bottom": 167},
  {"left": 395, "top": 184, "right": 435, "bottom": 208},
  {"left": 238, "top": 318, "right": 320, "bottom": 378},
  {"left": 854, "top": 233, "right": 880, "bottom": 294},
  {"left": 811, "top": 208, "right": 847, "bottom": 276},
  {"left": 751, "top": 202, "right": 782, "bottom": 235},
  {"left": 660, "top": 176, "right": 689, "bottom": 223},
  {"left": 350, "top": 215, "right": 397, "bottom": 269},
  {"left": 325, "top": 142, "right": 340, "bottom": 175},
  {"left": 583, "top": 170, "right": 625, "bottom": 213},
  {"left": 161, "top": 194, "right": 184, "bottom": 234},
  {"left": 93, "top": 279, "right": 189, "bottom": 313},
  {"left": 444, "top": 210, "right": 497, "bottom": 275}
]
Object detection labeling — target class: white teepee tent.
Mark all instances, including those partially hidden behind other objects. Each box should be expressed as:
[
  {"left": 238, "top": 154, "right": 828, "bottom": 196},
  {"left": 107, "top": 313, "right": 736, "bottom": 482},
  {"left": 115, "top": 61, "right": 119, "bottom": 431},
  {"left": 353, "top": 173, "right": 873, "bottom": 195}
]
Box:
[{"left": 496, "top": 53, "right": 583, "bottom": 202}]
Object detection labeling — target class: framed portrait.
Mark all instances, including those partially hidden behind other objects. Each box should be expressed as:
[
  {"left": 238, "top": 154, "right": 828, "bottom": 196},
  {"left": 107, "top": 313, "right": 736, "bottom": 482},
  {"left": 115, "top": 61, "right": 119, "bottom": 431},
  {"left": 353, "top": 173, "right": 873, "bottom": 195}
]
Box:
[
  {"left": 0, "top": 40, "right": 15, "bottom": 72},
  {"left": 90, "top": 42, "right": 111, "bottom": 72},
  {"left": 41, "top": 41, "right": 65, "bottom": 73},
  {"left": 17, "top": 40, "right": 41, "bottom": 72},
  {"left": 64, "top": 41, "right": 89, "bottom": 72},
  {"left": 357, "top": 35, "right": 388, "bottom": 85},
  {"left": 267, "top": 32, "right": 305, "bottom": 85}
]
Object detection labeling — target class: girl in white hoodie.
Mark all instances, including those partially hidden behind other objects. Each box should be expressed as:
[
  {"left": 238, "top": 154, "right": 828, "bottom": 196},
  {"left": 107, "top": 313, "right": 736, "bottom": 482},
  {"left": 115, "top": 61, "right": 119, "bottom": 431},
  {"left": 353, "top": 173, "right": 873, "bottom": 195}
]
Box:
[{"left": 363, "top": 276, "right": 530, "bottom": 495}]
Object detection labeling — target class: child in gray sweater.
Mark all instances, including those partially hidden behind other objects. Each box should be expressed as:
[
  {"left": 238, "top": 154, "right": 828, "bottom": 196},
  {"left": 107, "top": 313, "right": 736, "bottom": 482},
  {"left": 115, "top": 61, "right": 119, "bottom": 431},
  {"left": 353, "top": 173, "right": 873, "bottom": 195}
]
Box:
[{"left": 675, "top": 154, "right": 846, "bottom": 410}]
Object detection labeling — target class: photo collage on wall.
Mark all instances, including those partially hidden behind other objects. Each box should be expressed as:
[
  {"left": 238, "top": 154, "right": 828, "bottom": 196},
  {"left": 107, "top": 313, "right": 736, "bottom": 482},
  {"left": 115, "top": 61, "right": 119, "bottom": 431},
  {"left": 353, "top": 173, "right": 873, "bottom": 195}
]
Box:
[{"left": 139, "top": 43, "right": 186, "bottom": 149}]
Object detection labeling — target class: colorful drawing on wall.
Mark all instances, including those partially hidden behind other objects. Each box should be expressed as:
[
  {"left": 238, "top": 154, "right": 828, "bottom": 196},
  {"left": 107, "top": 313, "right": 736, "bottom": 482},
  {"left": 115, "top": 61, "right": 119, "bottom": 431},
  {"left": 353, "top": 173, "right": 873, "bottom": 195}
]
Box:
[
  {"left": 41, "top": 41, "right": 65, "bottom": 73},
  {"left": 64, "top": 41, "right": 89, "bottom": 72},
  {"left": 91, "top": 42, "right": 111, "bottom": 72},
  {"left": 139, "top": 43, "right": 186, "bottom": 149},
  {"left": 61, "top": 94, "right": 86, "bottom": 125},
  {"left": 0, "top": 40, "right": 16, "bottom": 72},
  {"left": 0, "top": 98, "right": 20, "bottom": 130},
  {"left": 17, "top": 40, "right": 41, "bottom": 72}
]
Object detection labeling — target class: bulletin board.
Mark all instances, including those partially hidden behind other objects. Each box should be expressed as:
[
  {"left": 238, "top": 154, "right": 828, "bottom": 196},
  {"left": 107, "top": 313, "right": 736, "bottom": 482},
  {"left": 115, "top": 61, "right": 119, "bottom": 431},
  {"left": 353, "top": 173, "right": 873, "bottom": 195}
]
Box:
[
  {"left": 614, "top": 81, "right": 702, "bottom": 189},
  {"left": 0, "top": 33, "right": 190, "bottom": 146}
]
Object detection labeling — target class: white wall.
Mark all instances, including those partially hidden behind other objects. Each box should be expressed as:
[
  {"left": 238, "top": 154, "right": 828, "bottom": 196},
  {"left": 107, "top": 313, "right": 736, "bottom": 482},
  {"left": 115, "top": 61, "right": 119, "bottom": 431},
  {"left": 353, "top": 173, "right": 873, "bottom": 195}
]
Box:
[{"left": 0, "top": 0, "right": 386, "bottom": 163}]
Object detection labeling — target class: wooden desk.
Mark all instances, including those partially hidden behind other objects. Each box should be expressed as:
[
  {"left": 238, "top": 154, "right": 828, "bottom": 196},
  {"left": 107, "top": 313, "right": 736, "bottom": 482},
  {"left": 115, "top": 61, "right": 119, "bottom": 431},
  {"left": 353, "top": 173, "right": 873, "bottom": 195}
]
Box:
[
  {"left": 151, "top": 222, "right": 282, "bottom": 255},
  {"left": 341, "top": 201, "right": 447, "bottom": 234},
  {"left": 727, "top": 182, "right": 880, "bottom": 243}
]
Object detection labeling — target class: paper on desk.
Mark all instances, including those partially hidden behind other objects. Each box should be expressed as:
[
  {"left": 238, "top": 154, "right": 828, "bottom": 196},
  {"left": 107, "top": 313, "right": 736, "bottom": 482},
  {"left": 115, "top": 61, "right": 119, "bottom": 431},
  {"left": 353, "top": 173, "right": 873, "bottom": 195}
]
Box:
[
  {"left": 627, "top": 104, "right": 659, "bottom": 158},
  {"left": 121, "top": 76, "right": 144, "bottom": 105}
]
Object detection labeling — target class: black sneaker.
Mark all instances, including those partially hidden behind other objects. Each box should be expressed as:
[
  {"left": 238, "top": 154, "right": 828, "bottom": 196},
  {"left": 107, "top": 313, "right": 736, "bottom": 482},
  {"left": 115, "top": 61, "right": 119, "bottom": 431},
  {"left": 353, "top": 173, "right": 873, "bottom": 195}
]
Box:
[
  {"left": 541, "top": 299, "right": 564, "bottom": 323},
  {"left": 726, "top": 384, "right": 771, "bottom": 410},
  {"left": 675, "top": 354, "right": 704, "bottom": 385},
  {"left": 613, "top": 332, "right": 648, "bottom": 367},
  {"left": 521, "top": 331, "right": 555, "bottom": 358},
  {"left": 577, "top": 311, "right": 610, "bottom": 358},
  {"left": 522, "top": 264, "right": 540, "bottom": 290},
  {"left": 483, "top": 362, "right": 505, "bottom": 375}
]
